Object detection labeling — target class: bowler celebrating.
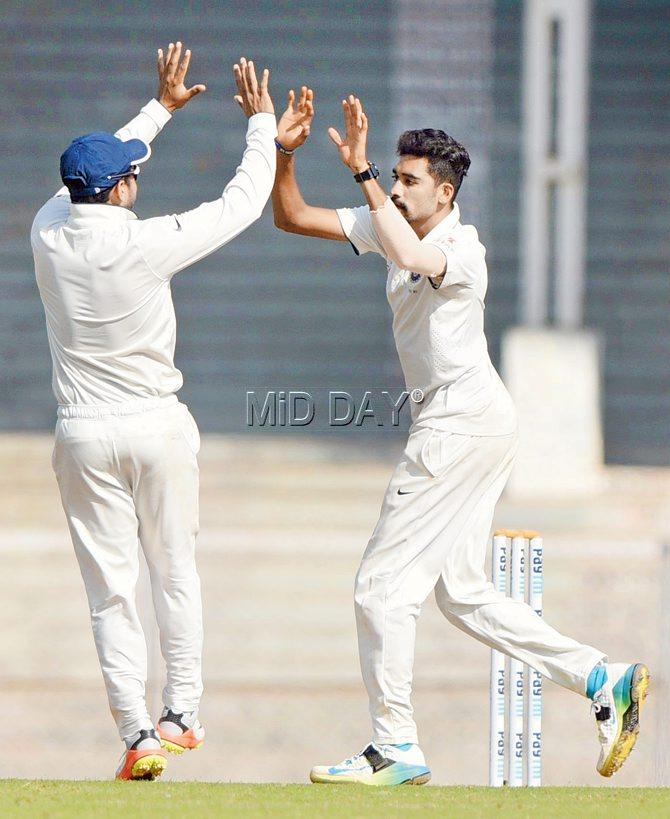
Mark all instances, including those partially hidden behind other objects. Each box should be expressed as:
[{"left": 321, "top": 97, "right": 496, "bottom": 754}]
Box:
[
  {"left": 272, "top": 90, "right": 649, "bottom": 785},
  {"left": 31, "top": 45, "right": 276, "bottom": 780}
]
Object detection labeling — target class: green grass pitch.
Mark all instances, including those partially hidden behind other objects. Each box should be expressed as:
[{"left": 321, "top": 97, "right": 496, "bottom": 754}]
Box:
[{"left": 3, "top": 782, "right": 670, "bottom": 818}]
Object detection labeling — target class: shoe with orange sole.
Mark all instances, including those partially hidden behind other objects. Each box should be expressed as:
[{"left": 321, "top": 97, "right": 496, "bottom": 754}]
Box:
[
  {"left": 157, "top": 707, "right": 205, "bottom": 755},
  {"left": 115, "top": 728, "right": 167, "bottom": 781}
]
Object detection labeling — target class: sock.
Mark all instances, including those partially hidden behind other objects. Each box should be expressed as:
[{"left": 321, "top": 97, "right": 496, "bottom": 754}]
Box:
[{"left": 586, "top": 663, "right": 608, "bottom": 700}]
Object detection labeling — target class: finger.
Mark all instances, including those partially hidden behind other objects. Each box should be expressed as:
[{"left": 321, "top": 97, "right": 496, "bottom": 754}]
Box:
[
  {"left": 163, "top": 42, "right": 174, "bottom": 74},
  {"left": 233, "top": 95, "right": 245, "bottom": 110},
  {"left": 354, "top": 97, "right": 363, "bottom": 128},
  {"left": 260, "top": 67, "right": 270, "bottom": 99},
  {"left": 328, "top": 127, "right": 344, "bottom": 147},
  {"left": 347, "top": 96, "right": 359, "bottom": 129},
  {"left": 187, "top": 84, "right": 207, "bottom": 99},
  {"left": 285, "top": 89, "right": 295, "bottom": 114},
  {"left": 246, "top": 60, "right": 259, "bottom": 96},
  {"left": 302, "top": 125, "right": 311, "bottom": 137},
  {"left": 305, "top": 88, "right": 315, "bottom": 119},
  {"left": 167, "top": 41, "right": 182, "bottom": 78},
  {"left": 238, "top": 57, "right": 250, "bottom": 96},
  {"left": 177, "top": 48, "right": 192, "bottom": 82},
  {"left": 157, "top": 48, "right": 164, "bottom": 74},
  {"left": 361, "top": 112, "right": 368, "bottom": 132},
  {"left": 342, "top": 99, "right": 353, "bottom": 136},
  {"left": 233, "top": 64, "right": 245, "bottom": 96},
  {"left": 297, "top": 85, "right": 307, "bottom": 111}
]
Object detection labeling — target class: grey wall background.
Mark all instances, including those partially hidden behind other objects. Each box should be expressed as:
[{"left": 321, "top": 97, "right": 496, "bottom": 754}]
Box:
[
  {"left": 2, "top": 0, "right": 669, "bottom": 463},
  {"left": 2, "top": 0, "right": 400, "bottom": 437},
  {"left": 585, "top": 0, "right": 670, "bottom": 465},
  {"left": 490, "top": 0, "right": 670, "bottom": 465}
]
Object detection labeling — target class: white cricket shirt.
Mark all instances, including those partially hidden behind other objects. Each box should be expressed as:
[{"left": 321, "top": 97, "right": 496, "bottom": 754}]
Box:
[
  {"left": 336, "top": 203, "right": 517, "bottom": 436},
  {"left": 32, "top": 100, "right": 277, "bottom": 408}
]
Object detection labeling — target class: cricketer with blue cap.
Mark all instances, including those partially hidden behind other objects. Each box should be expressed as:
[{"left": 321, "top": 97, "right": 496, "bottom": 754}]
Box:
[
  {"left": 59, "top": 130, "right": 151, "bottom": 197},
  {"left": 31, "top": 42, "right": 278, "bottom": 781}
]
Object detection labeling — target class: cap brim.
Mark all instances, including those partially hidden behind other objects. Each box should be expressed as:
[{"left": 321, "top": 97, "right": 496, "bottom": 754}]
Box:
[{"left": 123, "top": 138, "right": 151, "bottom": 165}]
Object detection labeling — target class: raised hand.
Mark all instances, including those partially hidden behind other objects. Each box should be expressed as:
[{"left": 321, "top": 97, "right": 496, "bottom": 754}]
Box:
[
  {"left": 328, "top": 95, "right": 369, "bottom": 174},
  {"left": 233, "top": 57, "right": 274, "bottom": 118},
  {"left": 277, "top": 86, "right": 315, "bottom": 152},
  {"left": 157, "top": 41, "right": 206, "bottom": 113}
]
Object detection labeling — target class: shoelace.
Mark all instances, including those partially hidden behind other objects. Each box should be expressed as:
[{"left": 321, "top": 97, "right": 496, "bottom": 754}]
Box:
[
  {"left": 340, "top": 746, "right": 371, "bottom": 768},
  {"left": 591, "top": 700, "right": 615, "bottom": 746}
]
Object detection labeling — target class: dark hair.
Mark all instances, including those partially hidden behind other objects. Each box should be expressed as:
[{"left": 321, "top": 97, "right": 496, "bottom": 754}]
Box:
[
  {"left": 68, "top": 173, "right": 135, "bottom": 205},
  {"left": 396, "top": 129, "right": 471, "bottom": 200},
  {"left": 70, "top": 187, "right": 113, "bottom": 205}
]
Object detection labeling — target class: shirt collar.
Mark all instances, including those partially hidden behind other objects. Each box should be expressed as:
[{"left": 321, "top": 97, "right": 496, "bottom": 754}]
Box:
[
  {"left": 68, "top": 203, "right": 138, "bottom": 224},
  {"left": 421, "top": 202, "right": 460, "bottom": 243}
]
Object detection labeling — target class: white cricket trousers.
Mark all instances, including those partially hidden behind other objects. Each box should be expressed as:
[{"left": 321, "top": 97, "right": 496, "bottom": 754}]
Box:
[
  {"left": 52, "top": 396, "right": 203, "bottom": 740},
  {"left": 355, "top": 426, "right": 605, "bottom": 745}
]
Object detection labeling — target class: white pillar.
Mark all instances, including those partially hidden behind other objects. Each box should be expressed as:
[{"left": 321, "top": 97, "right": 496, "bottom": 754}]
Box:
[{"left": 520, "top": 0, "right": 590, "bottom": 328}]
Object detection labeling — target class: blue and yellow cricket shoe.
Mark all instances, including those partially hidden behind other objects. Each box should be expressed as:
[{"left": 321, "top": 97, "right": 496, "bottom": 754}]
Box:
[
  {"left": 590, "top": 662, "right": 650, "bottom": 777},
  {"left": 310, "top": 742, "right": 431, "bottom": 785}
]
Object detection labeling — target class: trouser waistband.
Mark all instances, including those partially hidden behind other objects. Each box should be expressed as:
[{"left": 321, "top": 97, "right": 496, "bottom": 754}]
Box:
[{"left": 57, "top": 394, "right": 178, "bottom": 419}]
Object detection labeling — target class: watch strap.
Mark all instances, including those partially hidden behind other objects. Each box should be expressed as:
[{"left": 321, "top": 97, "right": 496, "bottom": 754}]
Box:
[
  {"left": 353, "top": 163, "right": 379, "bottom": 183},
  {"left": 274, "top": 138, "right": 295, "bottom": 156}
]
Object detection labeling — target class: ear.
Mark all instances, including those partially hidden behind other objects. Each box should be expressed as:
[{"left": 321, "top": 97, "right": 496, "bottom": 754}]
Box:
[
  {"left": 107, "top": 180, "right": 124, "bottom": 206},
  {"left": 439, "top": 181, "right": 455, "bottom": 206}
]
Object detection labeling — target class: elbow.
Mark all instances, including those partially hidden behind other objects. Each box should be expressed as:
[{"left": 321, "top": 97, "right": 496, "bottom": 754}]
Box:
[
  {"left": 395, "top": 255, "right": 438, "bottom": 278},
  {"left": 273, "top": 212, "right": 290, "bottom": 231},
  {"left": 397, "top": 249, "right": 446, "bottom": 278},
  {"left": 273, "top": 211, "right": 300, "bottom": 234},
  {"left": 393, "top": 252, "right": 417, "bottom": 271}
]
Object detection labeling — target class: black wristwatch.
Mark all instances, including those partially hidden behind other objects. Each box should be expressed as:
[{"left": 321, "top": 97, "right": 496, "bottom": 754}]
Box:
[{"left": 353, "top": 162, "right": 380, "bottom": 183}]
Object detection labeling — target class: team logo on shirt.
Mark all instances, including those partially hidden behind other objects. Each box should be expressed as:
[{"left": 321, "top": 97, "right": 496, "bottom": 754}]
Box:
[{"left": 410, "top": 272, "right": 421, "bottom": 283}]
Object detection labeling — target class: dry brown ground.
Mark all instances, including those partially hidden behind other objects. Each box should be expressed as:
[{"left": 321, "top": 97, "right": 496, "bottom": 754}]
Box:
[{"left": 2, "top": 433, "right": 669, "bottom": 785}]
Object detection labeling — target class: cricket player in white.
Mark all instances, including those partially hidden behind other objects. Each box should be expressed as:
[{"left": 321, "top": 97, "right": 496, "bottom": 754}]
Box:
[
  {"left": 272, "top": 90, "right": 649, "bottom": 784},
  {"left": 31, "top": 44, "right": 277, "bottom": 780}
]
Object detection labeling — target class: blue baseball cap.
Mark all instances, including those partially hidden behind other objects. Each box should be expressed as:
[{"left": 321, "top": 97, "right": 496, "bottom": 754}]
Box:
[{"left": 60, "top": 131, "right": 151, "bottom": 196}]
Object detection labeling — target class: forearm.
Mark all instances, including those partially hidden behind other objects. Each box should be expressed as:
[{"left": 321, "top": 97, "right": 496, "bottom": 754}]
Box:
[
  {"left": 369, "top": 197, "right": 446, "bottom": 277},
  {"left": 357, "top": 175, "right": 388, "bottom": 212},
  {"left": 221, "top": 112, "right": 277, "bottom": 220},
  {"left": 348, "top": 166, "right": 442, "bottom": 273},
  {"left": 272, "top": 153, "right": 309, "bottom": 228}
]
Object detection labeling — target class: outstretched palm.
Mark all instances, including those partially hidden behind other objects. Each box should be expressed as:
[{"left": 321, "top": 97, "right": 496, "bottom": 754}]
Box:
[
  {"left": 157, "top": 41, "right": 206, "bottom": 113},
  {"left": 328, "top": 95, "right": 369, "bottom": 173},
  {"left": 277, "top": 86, "right": 315, "bottom": 151}
]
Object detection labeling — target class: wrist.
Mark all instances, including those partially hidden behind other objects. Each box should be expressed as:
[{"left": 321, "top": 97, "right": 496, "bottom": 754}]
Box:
[
  {"left": 349, "top": 160, "right": 370, "bottom": 174},
  {"left": 353, "top": 162, "right": 379, "bottom": 184},
  {"left": 275, "top": 138, "right": 296, "bottom": 156},
  {"left": 158, "top": 98, "right": 178, "bottom": 114}
]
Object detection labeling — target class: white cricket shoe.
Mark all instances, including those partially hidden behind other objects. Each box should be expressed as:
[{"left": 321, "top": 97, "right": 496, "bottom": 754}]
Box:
[
  {"left": 157, "top": 707, "right": 205, "bottom": 754},
  {"left": 310, "top": 742, "right": 431, "bottom": 785},
  {"left": 115, "top": 728, "right": 167, "bottom": 781},
  {"left": 592, "top": 662, "right": 650, "bottom": 777}
]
